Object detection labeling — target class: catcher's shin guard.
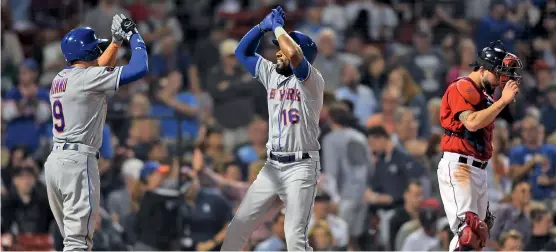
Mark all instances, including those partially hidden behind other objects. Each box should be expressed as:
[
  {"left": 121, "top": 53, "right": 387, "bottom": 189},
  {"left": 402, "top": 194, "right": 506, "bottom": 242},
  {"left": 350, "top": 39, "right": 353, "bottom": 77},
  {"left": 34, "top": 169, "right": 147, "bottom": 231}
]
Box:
[{"left": 458, "top": 212, "right": 489, "bottom": 250}]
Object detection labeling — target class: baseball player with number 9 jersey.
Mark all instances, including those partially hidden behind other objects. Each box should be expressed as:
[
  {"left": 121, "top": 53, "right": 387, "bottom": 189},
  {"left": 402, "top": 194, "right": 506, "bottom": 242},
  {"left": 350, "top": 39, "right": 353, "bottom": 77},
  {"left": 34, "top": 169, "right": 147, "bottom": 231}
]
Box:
[
  {"left": 221, "top": 6, "right": 325, "bottom": 251},
  {"left": 43, "top": 14, "right": 148, "bottom": 251}
]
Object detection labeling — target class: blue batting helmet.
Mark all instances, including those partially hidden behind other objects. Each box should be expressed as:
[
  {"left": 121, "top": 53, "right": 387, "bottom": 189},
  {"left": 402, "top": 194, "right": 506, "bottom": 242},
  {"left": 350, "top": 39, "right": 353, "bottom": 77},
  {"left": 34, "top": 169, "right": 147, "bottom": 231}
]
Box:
[
  {"left": 272, "top": 31, "right": 318, "bottom": 64},
  {"left": 61, "top": 27, "right": 108, "bottom": 63}
]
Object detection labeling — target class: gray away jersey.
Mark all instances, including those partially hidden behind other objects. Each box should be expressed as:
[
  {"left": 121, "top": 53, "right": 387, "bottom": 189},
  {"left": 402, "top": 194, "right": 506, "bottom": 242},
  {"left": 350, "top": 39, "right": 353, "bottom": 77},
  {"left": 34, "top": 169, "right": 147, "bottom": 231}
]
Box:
[
  {"left": 49, "top": 66, "right": 122, "bottom": 150},
  {"left": 255, "top": 58, "right": 325, "bottom": 152}
]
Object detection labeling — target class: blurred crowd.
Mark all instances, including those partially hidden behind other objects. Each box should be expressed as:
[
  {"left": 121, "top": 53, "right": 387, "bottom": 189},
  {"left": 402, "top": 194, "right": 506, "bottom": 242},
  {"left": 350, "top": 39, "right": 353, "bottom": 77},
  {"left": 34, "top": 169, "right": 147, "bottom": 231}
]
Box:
[{"left": 2, "top": 0, "right": 556, "bottom": 251}]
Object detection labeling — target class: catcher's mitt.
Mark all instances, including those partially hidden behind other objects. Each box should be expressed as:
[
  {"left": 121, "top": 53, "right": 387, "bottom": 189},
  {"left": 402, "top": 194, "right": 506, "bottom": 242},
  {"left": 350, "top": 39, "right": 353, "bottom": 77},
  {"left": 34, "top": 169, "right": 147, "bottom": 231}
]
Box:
[{"left": 485, "top": 202, "right": 496, "bottom": 236}]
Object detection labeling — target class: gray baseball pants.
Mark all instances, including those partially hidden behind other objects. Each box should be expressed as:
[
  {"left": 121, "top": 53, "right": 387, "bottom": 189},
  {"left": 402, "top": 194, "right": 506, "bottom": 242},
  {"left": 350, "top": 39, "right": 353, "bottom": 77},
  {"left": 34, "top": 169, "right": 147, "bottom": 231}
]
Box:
[
  {"left": 221, "top": 151, "right": 321, "bottom": 251},
  {"left": 44, "top": 143, "right": 100, "bottom": 251}
]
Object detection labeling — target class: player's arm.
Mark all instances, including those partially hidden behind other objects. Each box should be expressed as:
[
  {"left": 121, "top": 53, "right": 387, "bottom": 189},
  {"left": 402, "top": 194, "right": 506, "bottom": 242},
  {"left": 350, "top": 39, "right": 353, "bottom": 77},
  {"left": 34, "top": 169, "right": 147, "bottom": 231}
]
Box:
[
  {"left": 273, "top": 20, "right": 311, "bottom": 81},
  {"left": 97, "top": 42, "right": 120, "bottom": 67},
  {"left": 235, "top": 9, "right": 275, "bottom": 77},
  {"left": 454, "top": 79, "right": 518, "bottom": 132},
  {"left": 119, "top": 33, "right": 148, "bottom": 85}
]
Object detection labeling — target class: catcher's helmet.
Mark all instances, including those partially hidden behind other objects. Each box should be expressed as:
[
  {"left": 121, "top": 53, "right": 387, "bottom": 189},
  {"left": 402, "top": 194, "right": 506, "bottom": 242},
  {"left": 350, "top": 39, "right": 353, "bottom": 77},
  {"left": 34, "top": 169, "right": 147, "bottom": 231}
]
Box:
[
  {"left": 470, "top": 40, "right": 523, "bottom": 85},
  {"left": 61, "top": 27, "right": 108, "bottom": 63},
  {"left": 272, "top": 31, "right": 318, "bottom": 64}
]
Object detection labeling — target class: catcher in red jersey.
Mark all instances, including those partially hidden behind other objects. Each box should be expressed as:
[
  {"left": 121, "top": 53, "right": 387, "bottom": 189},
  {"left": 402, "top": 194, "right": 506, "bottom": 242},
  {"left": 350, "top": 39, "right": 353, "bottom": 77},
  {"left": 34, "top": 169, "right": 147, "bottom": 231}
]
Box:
[{"left": 437, "top": 40, "right": 522, "bottom": 251}]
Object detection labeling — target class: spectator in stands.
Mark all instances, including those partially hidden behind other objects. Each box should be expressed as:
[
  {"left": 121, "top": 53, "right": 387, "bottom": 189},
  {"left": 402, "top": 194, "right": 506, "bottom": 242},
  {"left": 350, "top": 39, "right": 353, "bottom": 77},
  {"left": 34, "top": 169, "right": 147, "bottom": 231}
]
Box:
[
  {"left": 254, "top": 209, "right": 286, "bottom": 251},
  {"left": 206, "top": 39, "right": 260, "bottom": 152},
  {"left": 360, "top": 46, "right": 387, "bottom": 94},
  {"left": 148, "top": 34, "right": 192, "bottom": 85},
  {"left": 37, "top": 24, "right": 65, "bottom": 87},
  {"left": 386, "top": 67, "right": 430, "bottom": 138},
  {"left": 106, "top": 158, "right": 143, "bottom": 224},
  {"left": 83, "top": 0, "right": 131, "bottom": 39},
  {"left": 489, "top": 180, "right": 533, "bottom": 249},
  {"left": 427, "top": 98, "right": 442, "bottom": 135},
  {"left": 321, "top": 103, "right": 372, "bottom": 248},
  {"left": 474, "top": 0, "right": 523, "bottom": 52},
  {"left": 525, "top": 208, "right": 554, "bottom": 250},
  {"left": 191, "top": 20, "right": 227, "bottom": 90},
  {"left": 126, "top": 94, "right": 160, "bottom": 157},
  {"left": 308, "top": 220, "right": 336, "bottom": 251},
  {"left": 137, "top": 0, "right": 183, "bottom": 54},
  {"left": 366, "top": 88, "right": 402, "bottom": 134},
  {"left": 400, "top": 206, "right": 441, "bottom": 251},
  {"left": 527, "top": 60, "right": 553, "bottom": 106},
  {"left": 107, "top": 83, "right": 132, "bottom": 141},
  {"left": 345, "top": 0, "right": 399, "bottom": 41},
  {"left": 234, "top": 117, "right": 268, "bottom": 174},
  {"left": 541, "top": 85, "right": 556, "bottom": 135},
  {"left": 509, "top": 116, "right": 556, "bottom": 201},
  {"left": 152, "top": 71, "right": 200, "bottom": 144},
  {"left": 446, "top": 38, "right": 476, "bottom": 86},
  {"left": 201, "top": 126, "right": 232, "bottom": 174},
  {"left": 499, "top": 229, "right": 524, "bottom": 251},
  {"left": 179, "top": 170, "right": 233, "bottom": 251},
  {"left": 321, "top": 0, "right": 348, "bottom": 35},
  {"left": 401, "top": 29, "right": 448, "bottom": 99},
  {"left": 392, "top": 198, "right": 441, "bottom": 250},
  {"left": 1, "top": 166, "right": 54, "bottom": 251},
  {"left": 365, "top": 125, "right": 415, "bottom": 210},
  {"left": 487, "top": 126, "right": 513, "bottom": 212},
  {"left": 339, "top": 32, "right": 365, "bottom": 67},
  {"left": 313, "top": 28, "right": 343, "bottom": 90},
  {"left": 134, "top": 161, "right": 179, "bottom": 250},
  {"left": 2, "top": 59, "right": 50, "bottom": 153},
  {"left": 388, "top": 180, "right": 424, "bottom": 249},
  {"left": 296, "top": 6, "right": 326, "bottom": 43},
  {"left": 308, "top": 193, "right": 349, "bottom": 250},
  {"left": 1, "top": 15, "right": 24, "bottom": 91},
  {"left": 335, "top": 63, "right": 377, "bottom": 126}
]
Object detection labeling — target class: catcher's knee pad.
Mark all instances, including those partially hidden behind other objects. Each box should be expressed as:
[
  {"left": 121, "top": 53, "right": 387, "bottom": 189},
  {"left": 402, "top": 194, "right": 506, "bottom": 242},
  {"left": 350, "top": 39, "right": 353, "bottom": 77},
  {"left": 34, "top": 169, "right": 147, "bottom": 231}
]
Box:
[{"left": 458, "top": 212, "right": 489, "bottom": 249}]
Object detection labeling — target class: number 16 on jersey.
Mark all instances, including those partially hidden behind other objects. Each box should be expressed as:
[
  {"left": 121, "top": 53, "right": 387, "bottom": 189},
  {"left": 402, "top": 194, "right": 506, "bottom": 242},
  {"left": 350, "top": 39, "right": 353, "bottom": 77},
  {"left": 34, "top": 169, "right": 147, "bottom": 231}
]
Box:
[{"left": 281, "top": 108, "right": 300, "bottom": 125}]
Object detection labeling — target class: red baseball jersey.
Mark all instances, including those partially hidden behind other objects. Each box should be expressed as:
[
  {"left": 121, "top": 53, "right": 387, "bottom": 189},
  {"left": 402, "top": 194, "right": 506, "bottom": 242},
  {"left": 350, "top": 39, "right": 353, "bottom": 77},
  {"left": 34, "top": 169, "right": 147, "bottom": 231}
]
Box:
[{"left": 439, "top": 77, "right": 494, "bottom": 161}]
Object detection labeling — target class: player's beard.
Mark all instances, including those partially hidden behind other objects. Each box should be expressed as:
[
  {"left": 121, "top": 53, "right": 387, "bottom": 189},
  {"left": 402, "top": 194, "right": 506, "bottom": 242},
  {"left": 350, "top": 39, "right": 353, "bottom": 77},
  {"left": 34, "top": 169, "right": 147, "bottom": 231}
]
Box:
[
  {"left": 276, "top": 63, "right": 293, "bottom": 76},
  {"left": 482, "top": 79, "right": 496, "bottom": 95}
]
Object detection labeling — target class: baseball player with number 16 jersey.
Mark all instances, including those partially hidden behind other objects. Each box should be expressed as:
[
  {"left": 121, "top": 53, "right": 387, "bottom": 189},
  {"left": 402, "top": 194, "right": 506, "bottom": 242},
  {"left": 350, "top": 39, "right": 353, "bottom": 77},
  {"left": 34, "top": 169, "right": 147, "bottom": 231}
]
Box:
[
  {"left": 44, "top": 14, "right": 148, "bottom": 251},
  {"left": 221, "top": 6, "right": 325, "bottom": 251}
]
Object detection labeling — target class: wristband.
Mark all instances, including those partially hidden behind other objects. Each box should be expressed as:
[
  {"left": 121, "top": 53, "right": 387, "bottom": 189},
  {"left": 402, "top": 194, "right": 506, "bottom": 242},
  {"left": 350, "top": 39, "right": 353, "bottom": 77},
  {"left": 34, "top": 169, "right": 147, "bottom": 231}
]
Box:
[{"left": 273, "top": 26, "right": 287, "bottom": 41}]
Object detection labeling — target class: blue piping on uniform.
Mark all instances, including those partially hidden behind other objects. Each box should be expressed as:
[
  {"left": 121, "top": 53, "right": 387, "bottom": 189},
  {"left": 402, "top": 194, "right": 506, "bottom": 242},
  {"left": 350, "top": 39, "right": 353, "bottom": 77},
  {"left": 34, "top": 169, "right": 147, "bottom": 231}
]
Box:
[{"left": 85, "top": 156, "right": 92, "bottom": 249}]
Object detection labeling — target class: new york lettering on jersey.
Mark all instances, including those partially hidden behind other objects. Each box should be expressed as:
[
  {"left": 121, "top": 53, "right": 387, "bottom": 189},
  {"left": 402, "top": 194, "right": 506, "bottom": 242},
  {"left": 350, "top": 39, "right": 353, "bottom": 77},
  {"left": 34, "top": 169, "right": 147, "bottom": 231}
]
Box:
[{"left": 256, "top": 57, "right": 324, "bottom": 152}]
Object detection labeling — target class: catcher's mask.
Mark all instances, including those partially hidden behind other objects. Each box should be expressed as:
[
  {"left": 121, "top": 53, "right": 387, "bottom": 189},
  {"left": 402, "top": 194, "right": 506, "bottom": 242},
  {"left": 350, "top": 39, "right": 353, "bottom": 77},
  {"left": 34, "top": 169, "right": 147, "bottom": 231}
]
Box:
[{"left": 470, "top": 40, "right": 523, "bottom": 92}]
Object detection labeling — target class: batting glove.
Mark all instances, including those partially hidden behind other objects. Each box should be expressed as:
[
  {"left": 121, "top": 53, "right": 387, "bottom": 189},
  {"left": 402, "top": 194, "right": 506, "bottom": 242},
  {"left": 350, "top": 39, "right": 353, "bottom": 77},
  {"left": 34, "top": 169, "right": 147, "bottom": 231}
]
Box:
[
  {"left": 271, "top": 8, "right": 285, "bottom": 31},
  {"left": 259, "top": 11, "right": 275, "bottom": 32},
  {"left": 115, "top": 14, "right": 139, "bottom": 41},
  {"left": 111, "top": 14, "right": 125, "bottom": 45}
]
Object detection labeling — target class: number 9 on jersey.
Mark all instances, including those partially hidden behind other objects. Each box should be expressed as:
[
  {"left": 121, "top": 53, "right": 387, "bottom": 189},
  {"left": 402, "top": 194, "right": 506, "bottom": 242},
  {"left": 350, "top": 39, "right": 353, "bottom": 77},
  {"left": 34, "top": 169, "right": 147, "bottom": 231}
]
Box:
[{"left": 52, "top": 100, "right": 65, "bottom": 132}]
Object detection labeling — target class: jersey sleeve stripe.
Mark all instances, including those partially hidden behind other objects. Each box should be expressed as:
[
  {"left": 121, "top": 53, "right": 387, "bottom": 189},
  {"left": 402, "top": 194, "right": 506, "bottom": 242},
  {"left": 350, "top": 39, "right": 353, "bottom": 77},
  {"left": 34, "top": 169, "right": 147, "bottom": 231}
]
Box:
[
  {"left": 254, "top": 57, "right": 263, "bottom": 79},
  {"left": 115, "top": 67, "right": 123, "bottom": 91}
]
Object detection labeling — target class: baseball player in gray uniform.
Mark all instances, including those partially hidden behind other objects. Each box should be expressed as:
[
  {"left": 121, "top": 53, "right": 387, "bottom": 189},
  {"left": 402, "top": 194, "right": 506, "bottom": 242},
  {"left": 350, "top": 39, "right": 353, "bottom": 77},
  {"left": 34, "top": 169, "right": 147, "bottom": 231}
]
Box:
[
  {"left": 221, "top": 7, "right": 325, "bottom": 251},
  {"left": 43, "top": 14, "right": 148, "bottom": 251}
]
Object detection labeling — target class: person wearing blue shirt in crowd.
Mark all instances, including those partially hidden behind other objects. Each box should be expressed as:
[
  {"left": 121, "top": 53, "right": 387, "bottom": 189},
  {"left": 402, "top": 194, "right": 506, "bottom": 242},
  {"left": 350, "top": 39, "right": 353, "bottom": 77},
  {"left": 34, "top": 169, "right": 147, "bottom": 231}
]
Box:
[
  {"left": 1, "top": 59, "right": 51, "bottom": 152},
  {"left": 509, "top": 117, "right": 556, "bottom": 201},
  {"left": 474, "top": 0, "right": 524, "bottom": 52},
  {"left": 151, "top": 70, "right": 199, "bottom": 143}
]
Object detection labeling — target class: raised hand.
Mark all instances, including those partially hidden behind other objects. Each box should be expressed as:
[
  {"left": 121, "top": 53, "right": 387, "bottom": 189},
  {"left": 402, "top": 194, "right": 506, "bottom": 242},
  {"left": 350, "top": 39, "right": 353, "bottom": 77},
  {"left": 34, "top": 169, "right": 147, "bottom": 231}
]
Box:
[
  {"left": 500, "top": 80, "right": 519, "bottom": 105},
  {"left": 259, "top": 10, "right": 275, "bottom": 32},
  {"left": 271, "top": 8, "right": 285, "bottom": 30},
  {"left": 111, "top": 15, "right": 125, "bottom": 45},
  {"left": 114, "top": 14, "right": 139, "bottom": 41}
]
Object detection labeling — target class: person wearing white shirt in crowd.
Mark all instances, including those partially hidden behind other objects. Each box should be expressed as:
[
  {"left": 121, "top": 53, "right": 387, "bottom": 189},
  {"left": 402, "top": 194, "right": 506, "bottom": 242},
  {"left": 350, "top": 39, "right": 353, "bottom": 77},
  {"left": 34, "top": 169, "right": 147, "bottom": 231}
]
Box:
[
  {"left": 401, "top": 206, "right": 441, "bottom": 251},
  {"left": 308, "top": 193, "right": 349, "bottom": 249}
]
